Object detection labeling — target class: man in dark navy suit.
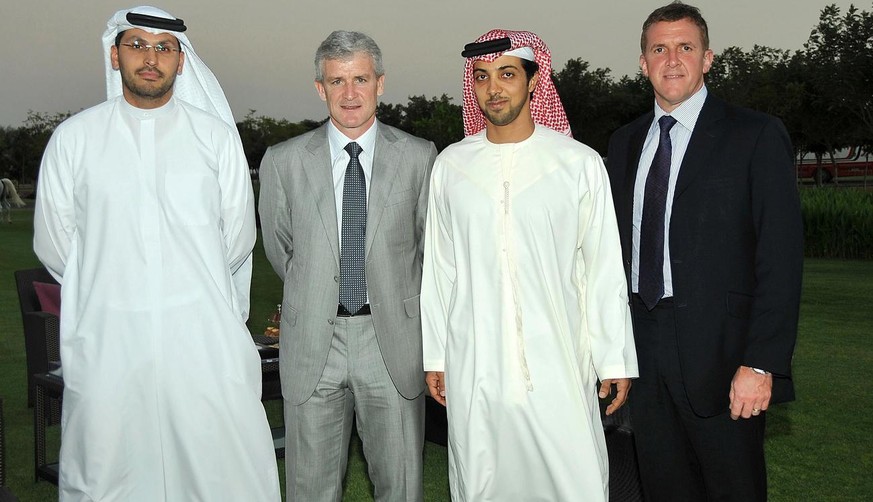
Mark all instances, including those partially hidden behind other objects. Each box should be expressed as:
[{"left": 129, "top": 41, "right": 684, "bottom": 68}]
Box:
[{"left": 606, "top": 2, "right": 803, "bottom": 500}]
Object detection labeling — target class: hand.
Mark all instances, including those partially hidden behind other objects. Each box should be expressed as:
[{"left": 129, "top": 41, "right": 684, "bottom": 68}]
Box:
[
  {"left": 729, "top": 366, "right": 772, "bottom": 420},
  {"left": 599, "top": 378, "right": 632, "bottom": 416},
  {"left": 426, "top": 371, "right": 446, "bottom": 407}
]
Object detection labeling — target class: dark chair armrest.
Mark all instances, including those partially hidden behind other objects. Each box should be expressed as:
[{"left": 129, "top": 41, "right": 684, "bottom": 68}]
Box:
[
  {"left": 23, "top": 312, "right": 60, "bottom": 371},
  {"left": 22, "top": 312, "right": 60, "bottom": 407}
]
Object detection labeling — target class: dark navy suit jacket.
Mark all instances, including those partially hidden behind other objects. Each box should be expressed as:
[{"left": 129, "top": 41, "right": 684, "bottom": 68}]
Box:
[{"left": 606, "top": 94, "right": 803, "bottom": 417}]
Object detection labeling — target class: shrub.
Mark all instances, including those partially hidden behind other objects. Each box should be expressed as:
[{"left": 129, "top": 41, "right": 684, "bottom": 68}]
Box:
[{"left": 800, "top": 188, "right": 873, "bottom": 259}]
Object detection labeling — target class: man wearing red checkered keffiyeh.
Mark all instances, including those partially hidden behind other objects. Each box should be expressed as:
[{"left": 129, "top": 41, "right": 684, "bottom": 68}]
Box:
[
  {"left": 461, "top": 29, "right": 571, "bottom": 137},
  {"left": 421, "top": 28, "right": 638, "bottom": 502}
]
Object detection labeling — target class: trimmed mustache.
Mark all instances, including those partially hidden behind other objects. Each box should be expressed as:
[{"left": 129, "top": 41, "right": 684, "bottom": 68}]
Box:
[{"left": 136, "top": 65, "right": 164, "bottom": 77}]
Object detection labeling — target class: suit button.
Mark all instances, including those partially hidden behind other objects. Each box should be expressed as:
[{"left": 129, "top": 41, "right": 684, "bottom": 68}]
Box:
[
  {"left": 328, "top": 319, "right": 335, "bottom": 325},
  {"left": 334, "top": 276, "right": 339, "bottom": 282}
]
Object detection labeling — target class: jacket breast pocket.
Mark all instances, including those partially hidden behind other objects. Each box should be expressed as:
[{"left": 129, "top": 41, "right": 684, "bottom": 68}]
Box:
[
  {"left": 282, "top": 303, "right": 299, "bottom": 328},
  {"left": 386, "top": 188, "right": 415, "bottom": 207}
]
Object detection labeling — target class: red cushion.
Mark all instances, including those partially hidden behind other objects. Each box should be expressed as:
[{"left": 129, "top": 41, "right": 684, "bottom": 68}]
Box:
[{"left": 33, "top": 281, "right": 61, "bottom": 317}]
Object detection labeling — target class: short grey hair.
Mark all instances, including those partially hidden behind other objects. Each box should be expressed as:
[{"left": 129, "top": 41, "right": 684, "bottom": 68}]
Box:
[{"left": 314, "top": 30, "right": 384, "bottom": 82}]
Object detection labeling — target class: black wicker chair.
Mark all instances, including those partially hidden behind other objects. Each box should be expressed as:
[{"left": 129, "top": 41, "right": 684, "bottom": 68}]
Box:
[
  {"left": 424, "top": 396, "right": 448, "bottom": 447},
  {"left": 14, "top": 268, "right": 64, "bottom": 485},
  {"left": 14, "top": 268, "right": 61, "bottom": 408},
  {"left": 601, "top": 390, "right": 644, "bottom": 502}
]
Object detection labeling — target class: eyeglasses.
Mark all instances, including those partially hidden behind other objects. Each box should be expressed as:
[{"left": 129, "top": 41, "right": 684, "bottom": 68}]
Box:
[{"left": 120, "top": 41, "right": 180, "bottom": 55}]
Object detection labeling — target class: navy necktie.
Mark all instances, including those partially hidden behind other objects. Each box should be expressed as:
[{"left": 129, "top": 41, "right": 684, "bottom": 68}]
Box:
[
  {"left": 639, "top": 115, "right": 678, "bottom": 310},
  {"left": 339, "top": 141, "right": 367, "bottom": 314}
]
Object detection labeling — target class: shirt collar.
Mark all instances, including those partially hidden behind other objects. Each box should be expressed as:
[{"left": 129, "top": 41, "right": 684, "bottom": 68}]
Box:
[
  {"left": 118, "top": 94, "right": 178, "bottom": 120},
  {"left": 654, "top": 84, "right": 708, "bottom": 131},
  {"left": 327, "top": 120, "right": 378, "bottom": 163}
]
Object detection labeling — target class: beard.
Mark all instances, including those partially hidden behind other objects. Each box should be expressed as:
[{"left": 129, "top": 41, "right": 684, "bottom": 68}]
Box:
[
  {"left": 479, "top": 93, "right": 530, "bottom": 127},
  {"left": 120, "top": 65, "right": 177, "bottom": 101}
]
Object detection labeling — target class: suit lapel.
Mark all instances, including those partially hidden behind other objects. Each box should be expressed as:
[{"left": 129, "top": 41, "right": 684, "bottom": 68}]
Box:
[
  {"left": 365, "top": 122, "right": 401, "bottom": 259},
  {"left": 304, "top": 125, "right": 341, "bottom": 269},
  {"left": 675, "top": 95, "right": 727, "bottom": 198},
  {"left": 619, "top": 114, "right": 652, "bottom": 249},
  {"left": 625, "top": 113, "right": 652, "bottom": 197}
]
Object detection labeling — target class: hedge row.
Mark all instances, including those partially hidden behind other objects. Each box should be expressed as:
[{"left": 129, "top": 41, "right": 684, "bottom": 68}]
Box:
[{"left": 800, "top": 188, "right": 873, "bottom": 259}]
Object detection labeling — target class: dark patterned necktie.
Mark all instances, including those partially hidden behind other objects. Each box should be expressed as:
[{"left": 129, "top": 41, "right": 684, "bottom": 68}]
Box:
[
  {"left": 339, "top": 141, "right": 367, "bottom": 314},
  {"left": 639, "top": 115, "right": 678, "bottom": 310}
]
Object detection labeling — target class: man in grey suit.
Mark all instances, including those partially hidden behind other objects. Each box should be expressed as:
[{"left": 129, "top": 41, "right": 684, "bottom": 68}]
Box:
[{"left": 259, "top": 30, "right": 437, "bottom": 501}]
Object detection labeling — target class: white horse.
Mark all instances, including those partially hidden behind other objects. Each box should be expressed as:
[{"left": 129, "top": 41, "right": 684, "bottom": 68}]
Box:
[{"left": 1, "top": 178, "right": 26, "bottom": 223}]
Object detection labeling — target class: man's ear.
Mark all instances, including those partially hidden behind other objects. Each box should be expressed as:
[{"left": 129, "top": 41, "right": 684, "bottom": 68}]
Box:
[
  {"left": 110, "top": 45, "right": 120, "bottom": 70},
  {"left": 702, "top": 48, "right": 714, "bottom": 74},
  {"left": 528, "top": 71, "right": 539, "bottom": 93},
  {"left": 176, "top": 51, "right": 185, "bottom": 75},
  {"left": 314, "top": 80, "right": 327, "bottom": 102}
]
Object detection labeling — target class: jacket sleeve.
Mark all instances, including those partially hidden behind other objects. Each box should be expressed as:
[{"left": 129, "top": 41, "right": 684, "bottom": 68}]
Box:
[
  {"left": 743, "top": 117, "right": 803, "bottom": 377},
  {"left": 258, "top": 145, "right": 294, "bottom": 282}
]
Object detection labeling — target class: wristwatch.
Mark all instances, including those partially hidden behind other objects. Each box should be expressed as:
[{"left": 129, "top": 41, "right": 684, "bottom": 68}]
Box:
[{"left": 751, "top": 367, "right": 770, "bottom": 375}]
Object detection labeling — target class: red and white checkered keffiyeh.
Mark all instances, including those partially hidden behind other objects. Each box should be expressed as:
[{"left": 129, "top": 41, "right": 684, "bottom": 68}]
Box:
[{"left": 462, "top": 29, "right": 571, "bottom": 137}]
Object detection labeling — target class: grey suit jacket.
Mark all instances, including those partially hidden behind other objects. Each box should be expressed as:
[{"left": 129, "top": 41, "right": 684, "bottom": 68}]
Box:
[{"left": 259, "top": 121, "right": 437, "bottom": 404}]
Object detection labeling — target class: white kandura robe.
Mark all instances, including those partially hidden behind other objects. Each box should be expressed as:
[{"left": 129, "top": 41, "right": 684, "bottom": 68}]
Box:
[
  {"left": 421, "top": 125, "right": 639, "bottom": 501},
  {"left": 33, "top": 96, "right": 280, "bottom": 501}
]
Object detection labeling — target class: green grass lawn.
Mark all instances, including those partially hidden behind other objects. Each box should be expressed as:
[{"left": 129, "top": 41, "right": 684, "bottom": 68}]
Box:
[{"left": 2, "top": 205, "right": 871, "bottom": 500}]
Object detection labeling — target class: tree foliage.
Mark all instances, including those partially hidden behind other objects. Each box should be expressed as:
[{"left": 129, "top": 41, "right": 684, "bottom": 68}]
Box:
[
  {"left": 1, "top": 111, "right": 71, "bottom": 182},
  {"left": 801, "top": 3, "right": 873, "bottom": 151},
  {"left": 378, "top": 94, "right": 463, "bottom": 151},
  {"left": 553, "top": 59, "right": 650, "bottom": 153},
  {"left": 236, "top": 111, "right": 323, "bottom": 169}
]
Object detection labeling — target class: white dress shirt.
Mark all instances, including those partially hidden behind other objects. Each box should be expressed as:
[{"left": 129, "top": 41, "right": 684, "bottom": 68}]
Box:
[{"left": 327, "top": 119, "right": 377, "bottom": 303}]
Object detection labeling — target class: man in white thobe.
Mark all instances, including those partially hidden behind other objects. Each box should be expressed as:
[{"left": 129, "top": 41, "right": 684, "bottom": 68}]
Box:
[
  {"left": 421, "top": 29, "right": 639, "bottom": 501},
  {"left": 33, "top": 6, "right": 280, "bottom": 501}
]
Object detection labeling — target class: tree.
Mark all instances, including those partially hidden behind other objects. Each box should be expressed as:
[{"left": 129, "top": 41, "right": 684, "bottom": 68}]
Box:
[
  {"left": 375, "top": 102, "right": 404, "bottom": 130},
  {"left": 236, "top": 111, "right": 323, "bottom": 169},
  {"left": 4, "top": 111, "right": 72, "bottom": 183},
  {"left": 707, "top": 45, "right": 795, "bottom": 117},
  {"left": 0, "top": 127, "right": 12, "bottom": 178},
  {"left": 553, "top": 59, "right": 649, "bottom": 155},
  {"left": 800, "top": 3, "right": 873, "bottom": 151},
  {"left": 402, "top": 95, "right": 463, "bottom": 151},
  {"left": 377, "top": 95, "right": 463, "bottom": 152}
]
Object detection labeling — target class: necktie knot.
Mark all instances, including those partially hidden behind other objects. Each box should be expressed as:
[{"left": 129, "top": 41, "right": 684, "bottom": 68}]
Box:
[
  {"left": 658, "top": 115, "right": 677, "bottom": 134},
  {"left": 344, "top": 141, "right": 363, "bottom": 160}
]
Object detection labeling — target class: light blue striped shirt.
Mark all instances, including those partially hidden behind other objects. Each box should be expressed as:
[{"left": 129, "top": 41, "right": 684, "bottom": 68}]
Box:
[{"left": 631, "top": 85, "right": 708, "bottom": 296}]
